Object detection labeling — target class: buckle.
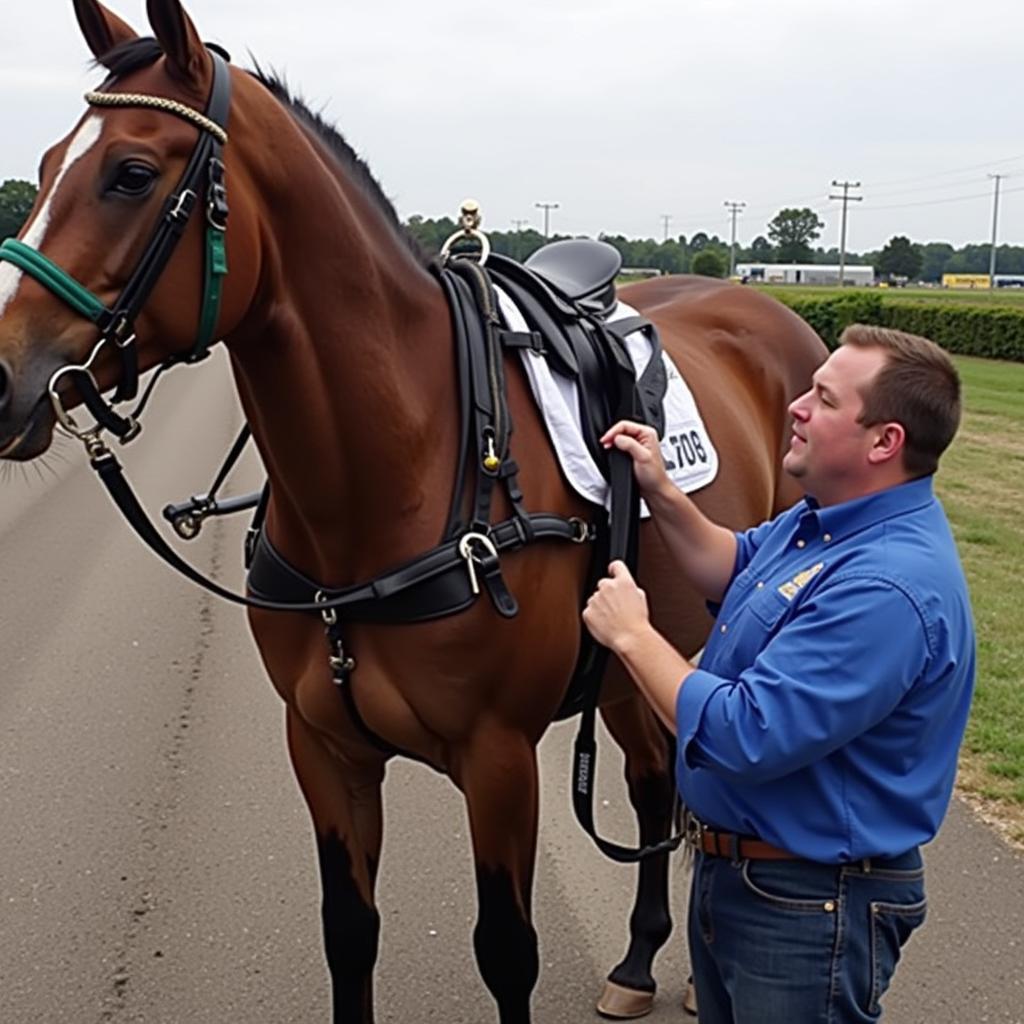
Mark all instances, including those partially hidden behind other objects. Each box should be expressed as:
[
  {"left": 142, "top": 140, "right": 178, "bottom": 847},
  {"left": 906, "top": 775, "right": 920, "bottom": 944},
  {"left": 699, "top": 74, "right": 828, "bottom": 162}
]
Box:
[{"left": 458, "top": 531, "right": 499, "bottom": 596}]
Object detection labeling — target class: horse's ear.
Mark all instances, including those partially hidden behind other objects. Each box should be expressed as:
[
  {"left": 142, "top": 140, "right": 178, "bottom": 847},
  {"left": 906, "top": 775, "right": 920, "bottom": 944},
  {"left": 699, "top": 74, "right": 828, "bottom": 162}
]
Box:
[
  {"left": 146, "top": 0, "right": 211, "bottom": 88},
  {"left": 72, "top": 0, "right": 138, "bottom": 65}
]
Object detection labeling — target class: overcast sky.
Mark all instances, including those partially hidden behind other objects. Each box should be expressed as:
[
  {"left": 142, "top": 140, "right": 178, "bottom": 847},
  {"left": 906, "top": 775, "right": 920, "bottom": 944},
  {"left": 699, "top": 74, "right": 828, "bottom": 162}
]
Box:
[{"left": 3, "top": 0, "right": 1022, "bottom": 251}]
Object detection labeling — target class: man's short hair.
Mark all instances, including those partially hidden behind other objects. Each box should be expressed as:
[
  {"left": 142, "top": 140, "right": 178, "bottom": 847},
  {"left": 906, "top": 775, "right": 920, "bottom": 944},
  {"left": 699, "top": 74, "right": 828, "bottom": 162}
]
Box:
[{"left": 840, "top": 324, "right": 962, "bottom": 477}]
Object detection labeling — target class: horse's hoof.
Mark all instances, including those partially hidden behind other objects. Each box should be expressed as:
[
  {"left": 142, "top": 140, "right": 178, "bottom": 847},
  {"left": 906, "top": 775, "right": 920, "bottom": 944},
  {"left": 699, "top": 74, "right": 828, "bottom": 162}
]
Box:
[
  {"left": 596, "top": 979, "right": 655, "bottom": 1019},
  {"left": 682, "top": 975, "right": 698, "bottom": 1017}
]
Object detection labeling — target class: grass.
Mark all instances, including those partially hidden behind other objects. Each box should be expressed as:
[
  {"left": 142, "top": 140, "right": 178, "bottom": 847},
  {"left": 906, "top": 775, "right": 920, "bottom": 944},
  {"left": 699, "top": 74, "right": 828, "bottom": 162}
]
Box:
[
  {"left": 935, "top": 355, "right": 1024, "bottom": 840},
  {"left": 755, "top": 283, "right": 1024, "bottom": 310}
]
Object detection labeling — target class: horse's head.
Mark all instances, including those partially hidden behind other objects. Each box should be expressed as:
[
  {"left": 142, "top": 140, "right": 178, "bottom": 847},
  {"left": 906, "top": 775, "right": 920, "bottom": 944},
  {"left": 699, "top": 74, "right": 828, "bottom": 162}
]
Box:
[{"left": 0, "top": 0, "right": 261, "bottom": 459}]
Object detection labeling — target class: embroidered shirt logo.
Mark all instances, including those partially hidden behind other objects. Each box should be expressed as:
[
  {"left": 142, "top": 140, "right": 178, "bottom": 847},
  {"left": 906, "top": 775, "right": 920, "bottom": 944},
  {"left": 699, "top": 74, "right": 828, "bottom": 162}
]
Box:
[{"left": 778, "top": 562, "right": 825, "bottom": 601}]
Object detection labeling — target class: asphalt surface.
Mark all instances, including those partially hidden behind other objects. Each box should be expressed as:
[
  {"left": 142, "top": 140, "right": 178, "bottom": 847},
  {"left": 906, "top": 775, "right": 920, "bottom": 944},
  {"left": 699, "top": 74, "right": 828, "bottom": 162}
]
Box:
[{"left": 1, "top": 353, "right": 1021, "bottom": 1023}]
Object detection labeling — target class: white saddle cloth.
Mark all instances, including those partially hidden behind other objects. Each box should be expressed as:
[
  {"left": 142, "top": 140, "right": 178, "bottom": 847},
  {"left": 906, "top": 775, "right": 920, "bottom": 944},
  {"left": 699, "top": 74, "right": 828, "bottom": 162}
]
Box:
[{"left": 494, "top": 286, "right": 719, "bottom": 515}]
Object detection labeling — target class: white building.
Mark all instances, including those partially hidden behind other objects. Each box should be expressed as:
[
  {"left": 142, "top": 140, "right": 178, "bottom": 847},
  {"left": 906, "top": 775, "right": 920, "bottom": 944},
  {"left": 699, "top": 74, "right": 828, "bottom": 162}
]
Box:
[{"left": 736, "top": 263, "right": 875, "bottom": 286}]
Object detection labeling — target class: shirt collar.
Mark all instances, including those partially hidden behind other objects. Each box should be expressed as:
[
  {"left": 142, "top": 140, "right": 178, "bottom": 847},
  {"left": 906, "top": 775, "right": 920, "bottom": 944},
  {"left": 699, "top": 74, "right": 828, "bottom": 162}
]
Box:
[{"left": 797, "top": 476, "right": 936, "bottom": 543}]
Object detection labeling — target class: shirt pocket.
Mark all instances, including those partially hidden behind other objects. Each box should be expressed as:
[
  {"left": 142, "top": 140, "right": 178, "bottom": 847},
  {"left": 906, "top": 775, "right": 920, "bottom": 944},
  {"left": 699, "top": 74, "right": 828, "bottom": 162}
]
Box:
[{"left": 748, "top": 585, "right": 791, "bottom": 631}]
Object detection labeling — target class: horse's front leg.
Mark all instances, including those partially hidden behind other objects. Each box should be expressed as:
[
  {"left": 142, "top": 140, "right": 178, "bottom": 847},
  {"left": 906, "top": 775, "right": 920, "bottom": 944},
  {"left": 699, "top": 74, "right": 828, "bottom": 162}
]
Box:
[
  {"left": 596, "top": 696, "right": 678, "bottom": 1020},
  {"left": 287, "top": 707, "right": 387, "bottom": 1024},
  {"left": 456, "top": 727, "right": 541, "bottom": 1024}
]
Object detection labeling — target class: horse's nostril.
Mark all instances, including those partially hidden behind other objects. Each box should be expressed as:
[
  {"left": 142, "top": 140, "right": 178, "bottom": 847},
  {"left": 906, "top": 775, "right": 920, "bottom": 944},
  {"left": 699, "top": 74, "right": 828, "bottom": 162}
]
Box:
[{"left": 0, "top": 358, "right": 12, "bottom": 415}]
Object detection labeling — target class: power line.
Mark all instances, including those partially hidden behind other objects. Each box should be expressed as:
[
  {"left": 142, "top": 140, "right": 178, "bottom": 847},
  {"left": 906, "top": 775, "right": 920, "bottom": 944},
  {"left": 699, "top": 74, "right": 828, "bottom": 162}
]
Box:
[
  {"left": 989, "top": 174, "right": 1004, "bottom": 286},
  {"left": 859, "top": 182, "right": 1024, "bottom": 212},
  {"left": 829, "top": 180, "right": 862, "bottom": 286},
  {"left": 862, "top": 152, "right": 1024, "bottom": 190},
  {"left": 724, "top": 201, "right": 746, "bottom": 276},
  {"left": 534, "top": 201, "right": 559, "bottom": 239}
]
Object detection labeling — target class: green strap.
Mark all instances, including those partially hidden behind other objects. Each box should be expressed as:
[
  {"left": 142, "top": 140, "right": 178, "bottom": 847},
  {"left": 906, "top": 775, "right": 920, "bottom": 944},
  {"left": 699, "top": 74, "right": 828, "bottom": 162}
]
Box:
[
  {"left": 0, "top": 238, "right": 109, "bottom": 324},
  {"left": 190, "top": 226, "right": 228, "bottom": 361}
]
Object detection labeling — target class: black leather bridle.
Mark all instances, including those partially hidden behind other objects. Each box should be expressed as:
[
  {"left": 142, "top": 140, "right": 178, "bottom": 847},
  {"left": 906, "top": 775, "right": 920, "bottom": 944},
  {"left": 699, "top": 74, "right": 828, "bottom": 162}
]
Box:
[{"left": 0, "top": 47, "right": 232, "bottom": 444}]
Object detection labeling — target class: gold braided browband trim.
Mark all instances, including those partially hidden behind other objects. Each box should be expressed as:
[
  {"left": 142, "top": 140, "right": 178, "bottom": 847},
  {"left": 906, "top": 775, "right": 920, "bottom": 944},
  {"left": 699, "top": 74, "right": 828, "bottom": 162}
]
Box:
[{"left": 84, "top": 91, "right": 228, "bottom": 145}]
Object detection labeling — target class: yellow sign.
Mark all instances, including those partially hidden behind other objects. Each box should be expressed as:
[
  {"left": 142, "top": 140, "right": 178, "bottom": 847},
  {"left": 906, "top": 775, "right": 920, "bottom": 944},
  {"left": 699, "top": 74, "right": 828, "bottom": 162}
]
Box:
[{"left": 942, "top": 273, "right": 990, "bottom": 290}]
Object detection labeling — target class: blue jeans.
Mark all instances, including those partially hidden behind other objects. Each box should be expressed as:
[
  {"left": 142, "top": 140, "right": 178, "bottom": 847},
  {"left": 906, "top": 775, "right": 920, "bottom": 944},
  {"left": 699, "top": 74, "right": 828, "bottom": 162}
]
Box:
[{"left": 688, "top": 847, "right": 927, "bottom": 1023}]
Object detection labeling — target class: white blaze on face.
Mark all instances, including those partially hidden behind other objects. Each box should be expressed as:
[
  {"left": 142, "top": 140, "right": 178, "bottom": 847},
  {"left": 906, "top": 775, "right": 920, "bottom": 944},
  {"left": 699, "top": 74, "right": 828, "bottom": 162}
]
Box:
[{"left": 0, "top": 115, "right": 105, "bottom": 319}]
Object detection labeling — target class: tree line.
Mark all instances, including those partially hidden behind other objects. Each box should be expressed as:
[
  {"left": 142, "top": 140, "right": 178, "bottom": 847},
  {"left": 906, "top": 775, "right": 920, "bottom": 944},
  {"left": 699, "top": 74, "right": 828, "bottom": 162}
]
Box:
[{"left": 1, "top": 178, "right": 1017, "bottom": 283}]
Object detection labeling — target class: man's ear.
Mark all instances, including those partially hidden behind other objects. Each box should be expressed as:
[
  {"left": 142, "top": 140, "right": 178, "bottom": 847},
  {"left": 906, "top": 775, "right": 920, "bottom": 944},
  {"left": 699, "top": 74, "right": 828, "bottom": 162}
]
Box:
[
  {"left": 73, "top": 0, "right": 138, "bottom": 66},
  {"left": 868, "top": 422, "right": 906, "bottom": 466},
  {"left": 146, "top": 0, "right": 211, "bottom": 90}
]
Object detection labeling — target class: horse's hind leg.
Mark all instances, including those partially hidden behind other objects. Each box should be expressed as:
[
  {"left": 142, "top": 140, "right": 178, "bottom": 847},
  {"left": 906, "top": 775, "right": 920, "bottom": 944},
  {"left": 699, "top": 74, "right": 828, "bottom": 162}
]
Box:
[
  {"left": 287, "top": 709, "right": 386, "bottom": 1024},
  {"left": 456, "top": 727, "right": 541, "bottom": 1024},
  {"left": 596, "top": 697, "right": 677, "bottom": 1020}
]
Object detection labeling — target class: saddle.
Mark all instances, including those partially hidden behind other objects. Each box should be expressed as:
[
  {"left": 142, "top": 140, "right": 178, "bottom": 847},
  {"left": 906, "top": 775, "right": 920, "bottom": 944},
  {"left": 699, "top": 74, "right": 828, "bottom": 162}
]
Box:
[
  {"left": 524, "top": 238, "right": 620, "bottom": 317},
  {"left": 486, "top": 242, "right": 667, "bottom": 474}
]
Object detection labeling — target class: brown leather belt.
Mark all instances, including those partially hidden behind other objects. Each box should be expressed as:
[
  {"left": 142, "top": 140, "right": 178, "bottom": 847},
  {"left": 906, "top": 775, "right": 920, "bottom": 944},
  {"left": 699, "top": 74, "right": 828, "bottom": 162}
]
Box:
[{"left": 687, "top": 820, "right": 797, "bottom": 861}]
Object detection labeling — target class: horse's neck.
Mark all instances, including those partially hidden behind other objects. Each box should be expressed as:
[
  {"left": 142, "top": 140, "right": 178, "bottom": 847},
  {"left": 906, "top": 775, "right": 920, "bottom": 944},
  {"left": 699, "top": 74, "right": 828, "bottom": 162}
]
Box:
[{"left": 227, "top": 158, "right": 457, "bottom": 584}]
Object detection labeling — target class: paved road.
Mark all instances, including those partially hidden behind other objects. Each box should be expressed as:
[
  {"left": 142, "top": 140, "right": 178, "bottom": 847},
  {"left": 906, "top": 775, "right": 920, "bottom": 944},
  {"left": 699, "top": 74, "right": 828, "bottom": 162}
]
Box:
[{"left": 1, "top": 354, "right": 1021, "bottom": 1022}]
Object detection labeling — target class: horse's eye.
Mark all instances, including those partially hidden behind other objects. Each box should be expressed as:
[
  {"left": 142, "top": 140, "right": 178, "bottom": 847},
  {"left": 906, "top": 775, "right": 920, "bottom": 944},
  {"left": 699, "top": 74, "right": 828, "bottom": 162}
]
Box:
[{"left": 109, "top": 161, "right": 157, "bottom": 197}]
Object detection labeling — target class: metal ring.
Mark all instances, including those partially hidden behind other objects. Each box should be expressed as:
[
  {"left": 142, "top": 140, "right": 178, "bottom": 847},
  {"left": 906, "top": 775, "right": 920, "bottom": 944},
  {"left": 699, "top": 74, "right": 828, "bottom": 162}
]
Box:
[
  {"left": 439, "top": 227, "right": 491, "bottom": 265},
  {"left": 568, "top": 517, "right": 593, "bottom": 543}
]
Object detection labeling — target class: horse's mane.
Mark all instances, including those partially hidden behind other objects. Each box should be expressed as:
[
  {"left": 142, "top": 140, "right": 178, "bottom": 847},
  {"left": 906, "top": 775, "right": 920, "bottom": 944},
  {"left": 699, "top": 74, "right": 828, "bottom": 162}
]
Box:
[
  {"left": 97, "top": 38, "right": 426, "bottom": 265},
  {"left": 249, "top": 68, "right": 426, "bottom": 263}
]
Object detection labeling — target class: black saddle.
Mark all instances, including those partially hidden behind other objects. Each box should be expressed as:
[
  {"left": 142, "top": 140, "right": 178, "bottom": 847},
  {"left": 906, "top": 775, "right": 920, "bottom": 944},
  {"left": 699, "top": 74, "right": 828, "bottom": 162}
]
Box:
[{"left": 525, "top": 239, "right": 621, "bottom": 317}]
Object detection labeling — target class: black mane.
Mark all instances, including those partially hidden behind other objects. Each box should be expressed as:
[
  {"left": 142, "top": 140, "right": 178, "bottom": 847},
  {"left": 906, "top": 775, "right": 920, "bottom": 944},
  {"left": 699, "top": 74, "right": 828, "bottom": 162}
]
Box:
[
  {"left": 250, "top": 67, "right": 425, "bottom": 263},
  {"left": 95, "top": 38, "right": 425, "bottom": 264}
]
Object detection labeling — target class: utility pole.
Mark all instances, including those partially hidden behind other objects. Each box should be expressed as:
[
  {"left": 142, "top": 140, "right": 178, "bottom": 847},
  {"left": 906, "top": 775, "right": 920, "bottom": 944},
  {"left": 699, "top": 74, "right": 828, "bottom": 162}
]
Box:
[
  {"left": 829, "top": 180, "right": 862, "bottom": 286},
  {"left": 661, "top": 214, "right": 672, "bottom": 242},
  {"left": 988, "top": 174, "right": 1004, "bottom": 288},
  {"left": 511, "top": 218, "right": 529, "bottom": 232},
  {"left": 534, "top": 201, "right": 560, "bottom": 240},
  {"left": 724, "top": 201, "right": 746, "bottom": 277}
]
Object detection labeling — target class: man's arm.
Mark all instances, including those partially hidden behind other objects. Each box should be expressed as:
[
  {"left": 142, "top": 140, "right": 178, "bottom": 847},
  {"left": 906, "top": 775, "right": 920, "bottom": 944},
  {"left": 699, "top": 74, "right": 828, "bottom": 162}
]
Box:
[
  {"left": 602, "top": 420, "right": 737, "bottom": 603},
  {"left": 582, "top": 561, "right": 697, "bottom": 733}
]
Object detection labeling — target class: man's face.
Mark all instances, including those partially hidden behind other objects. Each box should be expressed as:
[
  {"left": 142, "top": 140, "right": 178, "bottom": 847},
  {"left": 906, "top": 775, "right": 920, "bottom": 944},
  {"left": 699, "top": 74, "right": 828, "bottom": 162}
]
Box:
[{"left": 783, "top": 344, "right": 890, "bottom": 505}]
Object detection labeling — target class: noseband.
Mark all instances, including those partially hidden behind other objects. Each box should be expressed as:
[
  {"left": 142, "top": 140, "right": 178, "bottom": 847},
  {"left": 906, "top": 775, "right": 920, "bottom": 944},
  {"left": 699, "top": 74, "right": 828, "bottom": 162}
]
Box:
[{"left": 0, "top": 49, "right": 232, "bottom": 445}]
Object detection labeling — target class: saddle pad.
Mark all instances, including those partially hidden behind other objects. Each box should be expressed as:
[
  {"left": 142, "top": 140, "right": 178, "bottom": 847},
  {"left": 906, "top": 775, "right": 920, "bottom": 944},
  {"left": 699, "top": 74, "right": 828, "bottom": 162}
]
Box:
[{"left": 494, "top": 286, "right": 719, "bottom": 514}]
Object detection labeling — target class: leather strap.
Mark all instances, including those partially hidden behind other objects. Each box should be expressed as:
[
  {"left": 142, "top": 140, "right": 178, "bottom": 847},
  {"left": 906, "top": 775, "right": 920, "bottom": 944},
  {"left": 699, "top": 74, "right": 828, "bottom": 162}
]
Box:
[{"left": 693, "top": 828, "right": 797, "bottom": 861}]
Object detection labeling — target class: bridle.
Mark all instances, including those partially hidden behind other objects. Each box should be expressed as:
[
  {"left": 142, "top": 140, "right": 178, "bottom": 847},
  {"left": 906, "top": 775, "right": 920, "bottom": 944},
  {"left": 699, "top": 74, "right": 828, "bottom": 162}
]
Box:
[{"left": 0, "top": 47, "right": 232, "bottom": 450}]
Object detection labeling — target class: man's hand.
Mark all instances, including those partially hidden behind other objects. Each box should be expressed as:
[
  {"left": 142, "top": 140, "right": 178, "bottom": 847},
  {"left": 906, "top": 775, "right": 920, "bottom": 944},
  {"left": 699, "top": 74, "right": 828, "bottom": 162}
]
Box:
[
  {"left": 582, "top": 560, "right": 652, "bottom": 653},
  {"left": 601, "top": 420, "right": 669, "bottom": 495}
]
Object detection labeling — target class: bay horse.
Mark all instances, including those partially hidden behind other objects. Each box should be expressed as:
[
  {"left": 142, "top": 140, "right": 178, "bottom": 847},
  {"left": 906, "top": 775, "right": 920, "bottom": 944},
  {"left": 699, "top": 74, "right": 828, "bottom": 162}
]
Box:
[{"left": 0, "top": 1, "right": 827, "bottom": 1020}]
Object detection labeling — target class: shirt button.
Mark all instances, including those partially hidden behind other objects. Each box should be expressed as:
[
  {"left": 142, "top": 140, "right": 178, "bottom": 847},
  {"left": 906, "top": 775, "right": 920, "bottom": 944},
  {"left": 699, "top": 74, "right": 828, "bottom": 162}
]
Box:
[
  {"left": 823, "top": 533, "right": 832, "bottom": 543},
  {"left": 720, "top": 624, "right": 728, "bottom": 634},
  {"left": 796, "top": 539, "right": 806, "bottom": 549},
  {"left": 756, "top": 581, "right": 765, "bottom": 589}
]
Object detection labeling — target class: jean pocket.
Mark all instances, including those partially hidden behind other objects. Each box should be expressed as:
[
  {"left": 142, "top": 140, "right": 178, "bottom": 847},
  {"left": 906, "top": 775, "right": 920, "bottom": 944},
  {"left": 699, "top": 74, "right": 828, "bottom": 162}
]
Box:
[
  {"left": 741, "top": 860, "right": 840, "bottom": 912},
  {"left": 869, "top": 897, "right": 927, "bottom": 1013}
]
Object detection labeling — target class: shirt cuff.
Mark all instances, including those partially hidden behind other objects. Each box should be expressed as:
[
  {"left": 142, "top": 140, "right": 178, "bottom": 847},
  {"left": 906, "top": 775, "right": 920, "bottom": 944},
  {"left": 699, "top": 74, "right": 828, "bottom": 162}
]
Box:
[{"left": 676, "top": 668, "right": 731, "bottom": 771}]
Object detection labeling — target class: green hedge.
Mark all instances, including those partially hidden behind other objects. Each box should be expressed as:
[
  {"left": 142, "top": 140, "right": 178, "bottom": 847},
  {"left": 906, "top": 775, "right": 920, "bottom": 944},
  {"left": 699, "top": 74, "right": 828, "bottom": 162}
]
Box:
[{"left": 773, "top": 293, "right": 1024, "bottom": 361}]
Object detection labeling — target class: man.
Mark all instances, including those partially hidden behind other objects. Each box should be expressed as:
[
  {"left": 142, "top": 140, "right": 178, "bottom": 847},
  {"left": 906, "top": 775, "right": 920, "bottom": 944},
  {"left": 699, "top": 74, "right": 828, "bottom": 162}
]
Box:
[{"left": 583, "top": 324, "right": 975, "bottom": 1023}]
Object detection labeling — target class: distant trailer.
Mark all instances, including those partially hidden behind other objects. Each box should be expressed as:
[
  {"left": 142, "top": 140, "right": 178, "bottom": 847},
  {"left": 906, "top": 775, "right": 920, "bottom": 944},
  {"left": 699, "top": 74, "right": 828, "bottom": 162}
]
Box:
[
  {"left": 942, "top": 273, "right": 990, "bottom": 289},
  {"left": 619, "top": 267, "right": 662, "bottom": 278},
  {"left": 736, "top": 263, "right": 875, "bottom": 286},
  {"left": 994, "top": 274, "right": 1024, "bottom": 288}
]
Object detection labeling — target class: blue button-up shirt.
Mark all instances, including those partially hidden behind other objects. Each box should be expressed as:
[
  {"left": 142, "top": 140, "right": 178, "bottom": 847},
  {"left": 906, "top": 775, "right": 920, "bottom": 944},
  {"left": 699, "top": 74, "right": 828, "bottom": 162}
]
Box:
[{"left": 676, "top": 476, "right": 975, "bottom": 862}]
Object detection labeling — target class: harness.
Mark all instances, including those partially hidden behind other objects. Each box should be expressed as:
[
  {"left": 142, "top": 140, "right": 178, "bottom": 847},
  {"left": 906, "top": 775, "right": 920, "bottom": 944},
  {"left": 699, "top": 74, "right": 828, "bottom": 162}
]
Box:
[{"left": 0, "top": 55, "right": 684, "bottom": 864}]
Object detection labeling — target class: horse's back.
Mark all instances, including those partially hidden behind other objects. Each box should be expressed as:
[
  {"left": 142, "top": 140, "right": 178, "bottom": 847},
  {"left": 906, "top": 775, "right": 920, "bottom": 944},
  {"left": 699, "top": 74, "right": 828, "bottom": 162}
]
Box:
[{"left": 625, "top": 274, "right": 826, "bottom": 523}]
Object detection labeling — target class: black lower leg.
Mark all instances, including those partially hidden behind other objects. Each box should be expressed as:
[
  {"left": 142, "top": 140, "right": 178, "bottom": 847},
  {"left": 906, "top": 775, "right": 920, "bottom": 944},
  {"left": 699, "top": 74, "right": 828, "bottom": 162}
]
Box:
[
  {"left": 607, "top": 771, "right": 676, "bottom": 993},
  {"left": 318, "top": 831, "right": 381, "bottom": 1024},
  {"left": 474, "top": 865, "right": 539, "bottom": 1024}
]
